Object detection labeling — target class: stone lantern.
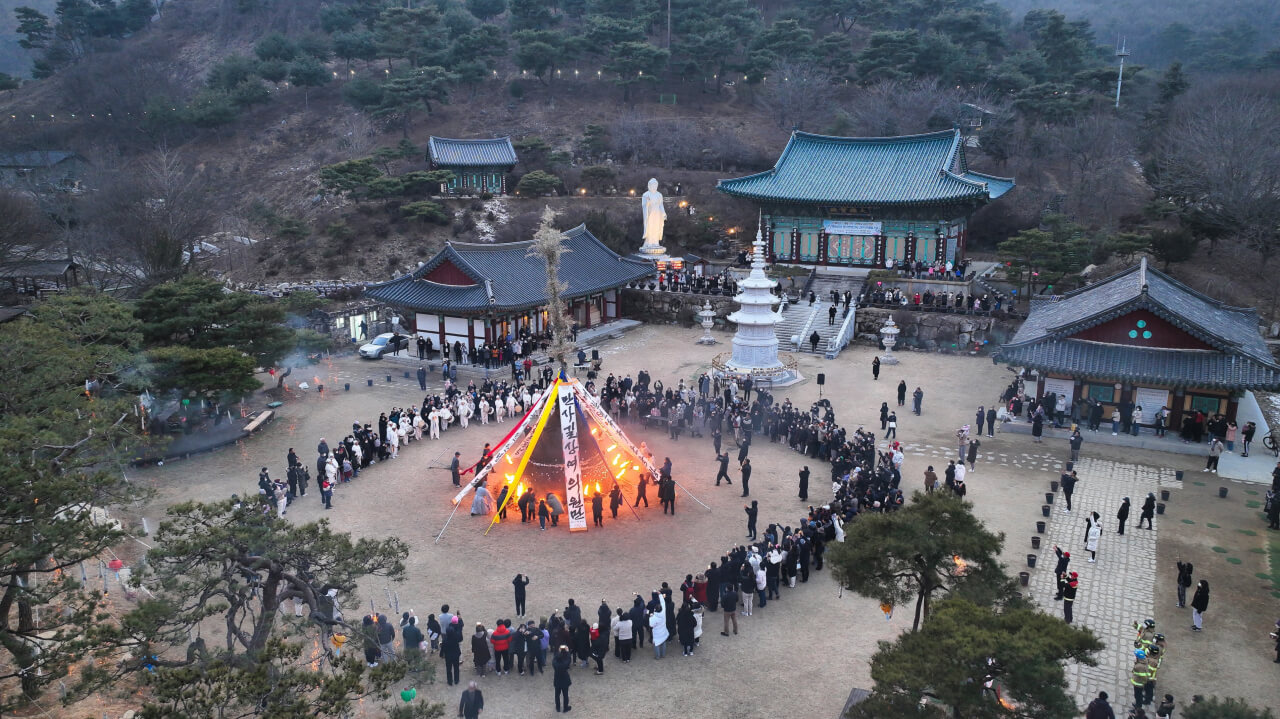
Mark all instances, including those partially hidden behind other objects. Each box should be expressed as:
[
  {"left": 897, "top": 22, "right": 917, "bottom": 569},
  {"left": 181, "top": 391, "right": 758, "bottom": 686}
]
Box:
[
  {"left": 879, "top": 316, "right": 900, "bottom": 365},
  {"left": 696, "top": 300, "right": 717, "bottom": 345}
]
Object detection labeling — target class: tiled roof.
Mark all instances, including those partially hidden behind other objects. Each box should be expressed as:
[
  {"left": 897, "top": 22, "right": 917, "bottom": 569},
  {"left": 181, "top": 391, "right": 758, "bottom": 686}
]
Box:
[
  {"left": 716, "top": 130, "right": 1014, "bottom": 206},
  {"left": 1000, "top": 258, "right": 1280, "bottom": 389},
  {"left": 0, "top": 260, "right": 77, "bottom": 278},
  {"left": 998, "top": 341, "right": 1280, "bottom": 390},
  {"left": 0, "top": 151, "right": 80, "bottom": 168},
  {"left": 428, "top": 137, "right": 518, "bottom": 167},
  {"left": 363, "top": 224, "right": 653, "bottom": 313}
]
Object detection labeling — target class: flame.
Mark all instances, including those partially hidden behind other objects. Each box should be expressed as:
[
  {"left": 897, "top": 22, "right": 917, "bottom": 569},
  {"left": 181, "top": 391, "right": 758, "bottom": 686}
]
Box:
[
  {"left": 595, "top": 482, "right": 601, "bottom": 494},
  {"left": 605, "top": 444, "right": 616, "bottom": 452},
  {"left": 591, "top": 428, "right": 598, "bottom": 436},
  {"left": 616, "top": 467, "right": 626, "bottom": 479},
  {"left": 953, "top": 555, "right": 968, "bottom": 573},
  {"left": 505, "top": 454, "right": 514, "bottom": 465},
  {"left": 632, "top": 464, "right": 641, "bottom": 471},
  {"left": 517, "top": 482, "right": 525, "bottom": 496},
  {"left": 505, "top": 474, "right": 515, "bottom": 483},
  {"left": 998, "top": 693, "right": 1015, "bottom": 710},
  {"left": 611, "top": 454, "right": 621, "bottom": 466}
]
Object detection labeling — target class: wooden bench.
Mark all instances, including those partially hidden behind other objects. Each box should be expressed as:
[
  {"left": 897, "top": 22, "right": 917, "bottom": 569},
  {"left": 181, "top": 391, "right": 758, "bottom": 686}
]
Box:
[{"left": 244, "top": 410, "right": 274, "bottom": 433}]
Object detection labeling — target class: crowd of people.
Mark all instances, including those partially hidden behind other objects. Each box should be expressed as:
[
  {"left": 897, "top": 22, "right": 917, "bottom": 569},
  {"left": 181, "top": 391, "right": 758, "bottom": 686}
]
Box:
[
  {"left": 858, "top": 285, "right": 1000, "bottom": 314},
  {"left": 340, "top": 506, "right": 847, "bottom": 714}
]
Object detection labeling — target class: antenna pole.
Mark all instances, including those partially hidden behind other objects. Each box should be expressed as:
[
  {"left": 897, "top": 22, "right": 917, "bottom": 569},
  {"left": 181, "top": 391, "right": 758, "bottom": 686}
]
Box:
[{"left": 1114, "top": 38, "right": 1130, "bottom": 109}]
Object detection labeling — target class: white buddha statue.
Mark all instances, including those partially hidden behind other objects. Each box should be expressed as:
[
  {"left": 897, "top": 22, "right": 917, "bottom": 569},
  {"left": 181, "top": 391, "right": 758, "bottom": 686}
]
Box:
[{"left": 639, "top": 177, "right": 667, "bottom": 255}]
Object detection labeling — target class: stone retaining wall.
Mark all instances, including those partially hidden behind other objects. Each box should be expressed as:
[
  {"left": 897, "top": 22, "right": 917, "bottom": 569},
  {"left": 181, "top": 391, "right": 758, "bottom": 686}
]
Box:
[
  {"left": 854, "top": 307, "right": 1022, "bottom": 352},
  {"left": 621, "top": 288, "right": 738, "bottom": 327}
]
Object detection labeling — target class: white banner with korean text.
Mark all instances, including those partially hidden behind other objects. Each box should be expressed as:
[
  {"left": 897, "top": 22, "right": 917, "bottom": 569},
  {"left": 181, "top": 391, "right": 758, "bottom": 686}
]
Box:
[
  {"left": 558, "top": 386, "right": 588, "bottom": 531},
  {"left": 824, "top": 220, "right": 882, "bottom": 236}
]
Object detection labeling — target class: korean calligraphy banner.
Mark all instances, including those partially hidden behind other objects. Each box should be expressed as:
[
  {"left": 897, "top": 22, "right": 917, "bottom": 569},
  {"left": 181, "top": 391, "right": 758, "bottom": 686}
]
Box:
[{"left": 558, "top": 385, "right": 587, "bottom": 531}]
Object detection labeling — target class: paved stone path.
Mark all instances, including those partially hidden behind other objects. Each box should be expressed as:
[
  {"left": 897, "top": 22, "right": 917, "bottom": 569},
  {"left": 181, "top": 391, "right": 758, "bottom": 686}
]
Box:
[
  {"left": 878, "top": 436, "right": 1180, "bottom": 707},
  {"left": 1028, "top": 456, "right": 1178, "bottom": 707}
]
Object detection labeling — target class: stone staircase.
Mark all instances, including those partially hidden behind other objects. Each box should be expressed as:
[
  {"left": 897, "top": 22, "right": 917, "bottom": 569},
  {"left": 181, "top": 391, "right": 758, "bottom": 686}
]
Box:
[{"left": 776, "top": 274, "right": 863, "bottom": 354}]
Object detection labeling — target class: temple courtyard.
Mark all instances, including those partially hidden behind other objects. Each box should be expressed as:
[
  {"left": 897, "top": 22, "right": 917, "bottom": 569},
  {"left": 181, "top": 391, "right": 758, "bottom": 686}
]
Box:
[{"left": 131, "top": 325, "right": 1280, "bottom": 716}]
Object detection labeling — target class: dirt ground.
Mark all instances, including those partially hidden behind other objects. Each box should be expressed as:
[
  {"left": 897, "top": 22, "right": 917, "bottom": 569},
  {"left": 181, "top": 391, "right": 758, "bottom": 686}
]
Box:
[{"left": 118, "top": 325, "right": 1280, "bottom": 717}]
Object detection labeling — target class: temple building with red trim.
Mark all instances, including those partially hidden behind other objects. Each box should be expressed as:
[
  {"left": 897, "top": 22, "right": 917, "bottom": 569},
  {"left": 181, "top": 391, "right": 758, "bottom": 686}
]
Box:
[
  {"left": 998, "top": 258, "right": 1280, "bottom": 425},
  {"left": 362, "top": 225, "right": 653, "bottom": 350}
]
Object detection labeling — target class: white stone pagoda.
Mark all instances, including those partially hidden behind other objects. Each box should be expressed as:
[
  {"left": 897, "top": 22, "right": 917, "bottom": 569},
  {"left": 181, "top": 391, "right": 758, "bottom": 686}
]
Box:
[{"left": 714, "top": 216, "right": 799, "bottom": 386}]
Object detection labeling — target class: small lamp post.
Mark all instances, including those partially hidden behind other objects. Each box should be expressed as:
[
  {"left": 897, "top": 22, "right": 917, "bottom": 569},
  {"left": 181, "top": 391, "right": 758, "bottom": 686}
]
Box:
[
  {"left": 880, "top": 316, "right": 900, "bottom": 365},
  {"left": 697, "top": 300, "right": 717, "bottom": 345}
]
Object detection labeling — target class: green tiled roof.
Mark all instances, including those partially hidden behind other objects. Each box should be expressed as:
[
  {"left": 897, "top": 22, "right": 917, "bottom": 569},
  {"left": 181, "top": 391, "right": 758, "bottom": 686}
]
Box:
[
  {"left": 716, "top": 130, "right": 1013, "bottom": 206},
  {"left": 428, "top": 137, "right": 518, "bottom": 167}
]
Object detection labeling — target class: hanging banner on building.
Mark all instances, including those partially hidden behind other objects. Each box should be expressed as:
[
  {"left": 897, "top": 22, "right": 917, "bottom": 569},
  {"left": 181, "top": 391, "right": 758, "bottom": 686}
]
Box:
[
  {"left": 824, "top": 220, "right": 881, "bottom": 236},
  {"left": 558, "top": 386, "right": 588, "bottom": 531},
  {"left": 1041, "top": 376, "right": 1075, "bottom": 404},
  {"left": 1134, "top": 387, "right": 1170, "bottom": 417}
]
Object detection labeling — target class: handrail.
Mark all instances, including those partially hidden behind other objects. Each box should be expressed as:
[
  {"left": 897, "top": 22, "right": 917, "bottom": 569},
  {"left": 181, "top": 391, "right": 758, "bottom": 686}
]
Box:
[
  {"left": 825, "top": 303, "right": 857, "bottom": 357},
  {"left": 800, "top": 266, "right": 818, "bottom": 298},
  {"left": 793, "top": 300, "right": 822, "bottom": 352}
]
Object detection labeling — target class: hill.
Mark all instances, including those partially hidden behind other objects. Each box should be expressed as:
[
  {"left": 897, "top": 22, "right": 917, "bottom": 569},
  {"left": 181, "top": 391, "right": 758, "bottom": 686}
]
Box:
[{"left": 0, "top": 0, "right": 1277, "bottom": 325}]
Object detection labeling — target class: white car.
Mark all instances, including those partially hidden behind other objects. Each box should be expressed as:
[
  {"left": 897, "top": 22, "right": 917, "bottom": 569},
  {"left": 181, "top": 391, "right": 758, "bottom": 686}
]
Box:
[{"left": 358, "top": 333, "right": 411, "bottom": 359}]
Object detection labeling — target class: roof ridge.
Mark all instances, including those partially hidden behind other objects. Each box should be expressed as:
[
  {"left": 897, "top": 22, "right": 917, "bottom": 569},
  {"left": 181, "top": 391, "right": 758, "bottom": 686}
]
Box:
[
  {"left": 791, "top": 129, "right": 958, "bottom": 144},
  {"left": 429, "top": 136, "right": 513, "bottom": 143}
]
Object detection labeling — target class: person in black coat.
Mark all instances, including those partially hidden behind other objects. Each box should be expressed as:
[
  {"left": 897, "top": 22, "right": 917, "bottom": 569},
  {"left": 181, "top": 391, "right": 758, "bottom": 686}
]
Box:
[
  {"left": 1139, "top": 493, "right": 1156, "bottom": 529},
  {"left": 676, "top": 601, "right": 697, "bottom": 656},
  {"left": 798, "top": 466, "right": 809, "bottom": 500},
  {"left": 441, "top": 619, "right": 463, "bottom": 686},
  {"left": 597, "top": 600, "right": 612, "bottom": 639},
  {"left": 705, "top": 562, "right": 720, "bottom": 612},
  {"left": 552, "top": 645, "right": 573, "bottom": 712},
  {"left": 897, "top": 380, "right": 908, "bottom": 406},
  {"left": 634, "top": 473, "right": 650, "bottom": 507},
  {"left": 744, "top": 500, "right": 759, "bottom": 539},
  {"left": 563, "top": 599, "right": 581, "bottom": 628},
  {"left": 513, "top": 574, "right": 530, "bottom": 617},
  {"left": 715, "top": 452, "right": 732, "bottom": 486},
  {"left": 591, "top": 492, "right": 604, "bottom": 527},
  {"left": 1117, "top": 497, "right": 1131, "bottom": 535},
  {"left": 985, "top": 407, "right": 997, "bottom": 437},
  {"left": 629, "top": 596, "right": 647, "bottom": 649},
  {"left": 1061, "top": 470, "right": 1078, "bottom": 512},
  {"left": 571, "top": 619, "right": 590, "bottom": 667},
  {"left": 740, "top": 459, "right": 752, "bottom": 497}
]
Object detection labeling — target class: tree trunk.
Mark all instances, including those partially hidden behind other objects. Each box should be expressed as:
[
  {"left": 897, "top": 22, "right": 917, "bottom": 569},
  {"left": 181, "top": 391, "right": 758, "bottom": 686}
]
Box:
[{"left": 912, "top": 588, "right": 926, "bottom": 632}]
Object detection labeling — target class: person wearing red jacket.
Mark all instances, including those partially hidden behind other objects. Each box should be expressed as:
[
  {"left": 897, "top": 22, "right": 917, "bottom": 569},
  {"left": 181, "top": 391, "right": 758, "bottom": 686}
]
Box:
[{"left": 490, "top": 620, "right": 512, "bottom": 675}]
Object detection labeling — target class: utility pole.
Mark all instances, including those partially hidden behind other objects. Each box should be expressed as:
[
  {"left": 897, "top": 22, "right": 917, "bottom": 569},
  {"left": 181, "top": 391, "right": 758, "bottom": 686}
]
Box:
[
  {"left": 666, "top": 0, "right": 672, "bottom": 49},
  {"left": 1114, "top": 38, "right": 1129, "bottom": 109}
]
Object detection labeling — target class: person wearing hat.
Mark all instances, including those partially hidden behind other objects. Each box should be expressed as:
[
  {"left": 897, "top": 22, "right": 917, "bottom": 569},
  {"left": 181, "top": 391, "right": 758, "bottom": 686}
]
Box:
[
  {"left": 589, "top": 622, "right": 608, "bottom": 674},
  {"left": 1062, "top": 575, "right": 1078, "bottom": 624},
  {"left": 1130, "top": 649, "right": 1152, "bottom": 709},
  {"left": 1144, "top": 644, "right": 1162, "bottom": 706}
]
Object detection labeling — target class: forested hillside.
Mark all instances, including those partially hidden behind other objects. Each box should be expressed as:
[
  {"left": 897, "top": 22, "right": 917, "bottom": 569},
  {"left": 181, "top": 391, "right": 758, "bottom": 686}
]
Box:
[{"left": 1, "top": 0, "right": 1278, "bottom": 317}]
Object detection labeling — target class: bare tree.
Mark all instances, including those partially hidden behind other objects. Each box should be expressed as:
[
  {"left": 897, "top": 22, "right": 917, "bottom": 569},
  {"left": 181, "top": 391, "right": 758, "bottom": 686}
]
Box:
[
  {"left": 758, "top": 61, "right": 834, "bottom": 130},
  {"left": 0, "top": 190, "right": 55, "bottom": 267},
  {"left": 77, "top": 148, "right": 216, "bottom": 287},
  {"left": 1149, "top": 90, "right": 1280, "bottom": 263},
  {"left": 1054, "top": 115, "right": 1142, "bottom": 229}
]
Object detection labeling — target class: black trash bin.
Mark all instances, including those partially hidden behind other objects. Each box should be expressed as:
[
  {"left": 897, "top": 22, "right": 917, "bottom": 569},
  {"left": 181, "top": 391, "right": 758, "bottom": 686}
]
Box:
[
  {"left": 1026, "top": 554, "right": 1037, "bottom": 568},
  {"left": 1041, "top": 505, "right": 1051, "bottom": 517},
  {"left": 1036, "top": 521, "right": 1046, "bottom": 534},
  {"left": 1031, "top": 536, "right": 1041, "bottom": 550}
]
